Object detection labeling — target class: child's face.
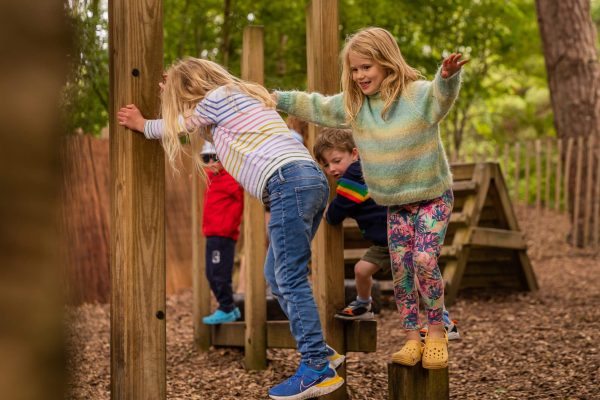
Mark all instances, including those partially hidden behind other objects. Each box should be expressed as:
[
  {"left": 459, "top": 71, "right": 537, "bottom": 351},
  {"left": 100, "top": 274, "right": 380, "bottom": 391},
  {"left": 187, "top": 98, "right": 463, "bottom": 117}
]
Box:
[
  {"left": 348, "top": 52, "right": 386, "bottom": 96},
  {"left": 320, "top": 148, "right": 359, "bottom": 180}
]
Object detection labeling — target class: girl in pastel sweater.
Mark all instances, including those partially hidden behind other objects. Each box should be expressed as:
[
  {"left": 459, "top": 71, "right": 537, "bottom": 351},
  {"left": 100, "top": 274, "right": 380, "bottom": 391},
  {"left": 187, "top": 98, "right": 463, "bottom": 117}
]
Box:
[
  {"left": 274, "top": 27, "right": 467, "bottom": 369},
  {"left": 117, "top": 57, "right": 344, "bottom": 400}
]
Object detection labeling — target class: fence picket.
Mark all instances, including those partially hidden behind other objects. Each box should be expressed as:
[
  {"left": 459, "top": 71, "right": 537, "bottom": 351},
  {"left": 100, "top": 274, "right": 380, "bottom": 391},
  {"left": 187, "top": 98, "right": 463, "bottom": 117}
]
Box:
[
  {"left": 525, "top": 141, "right": 531, "bottom": 206},
  {"left": 545, "top": 139, "right": 552, "bottom": 208},
  {"left": 514, "top": 142, "right": 521, "bottom": 201},
  {"left": 555, "top": 139, "right": 562, "bottom": 211},
  {"left": 585, "top": 136, "right": 594, "bottom": 247},
  {"left": 573, "top": 136, "right": 584, "bottom": 247},
  {"left": 536, "top": 139, "right": 542, "bottom": 212}
]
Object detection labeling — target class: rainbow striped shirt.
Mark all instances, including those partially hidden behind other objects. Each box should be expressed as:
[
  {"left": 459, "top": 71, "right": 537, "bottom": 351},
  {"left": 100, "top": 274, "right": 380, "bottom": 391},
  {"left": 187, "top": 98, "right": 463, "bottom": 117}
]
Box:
[{"left": 145, "top": 86, "right": 314, "bottom": 200}]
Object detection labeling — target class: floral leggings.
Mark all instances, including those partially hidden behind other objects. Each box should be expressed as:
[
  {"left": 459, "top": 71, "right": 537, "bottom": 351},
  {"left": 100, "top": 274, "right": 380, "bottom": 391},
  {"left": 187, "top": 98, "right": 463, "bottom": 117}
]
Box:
[{"left": 388, "top": 189, "right": 453, "bottom": 330}]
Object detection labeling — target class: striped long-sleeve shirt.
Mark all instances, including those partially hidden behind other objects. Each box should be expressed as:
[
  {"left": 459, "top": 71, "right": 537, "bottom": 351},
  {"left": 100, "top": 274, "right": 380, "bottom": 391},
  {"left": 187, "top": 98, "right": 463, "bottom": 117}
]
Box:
[
  {"left": 276, "top": 69, "right": 461, "bottom": 206},
  {"left": 145, "top": 86, "right": 314, "bottom": 200}
]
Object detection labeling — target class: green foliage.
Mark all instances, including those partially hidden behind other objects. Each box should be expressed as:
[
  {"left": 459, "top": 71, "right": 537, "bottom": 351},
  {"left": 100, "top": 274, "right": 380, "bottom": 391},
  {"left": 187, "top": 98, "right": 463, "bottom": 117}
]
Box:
[
  {"left": 63, "top": 0, "right": 554, "bottom": 156},
  {"left": 63, "top": 0, "right": 109, "bottom": 135}
]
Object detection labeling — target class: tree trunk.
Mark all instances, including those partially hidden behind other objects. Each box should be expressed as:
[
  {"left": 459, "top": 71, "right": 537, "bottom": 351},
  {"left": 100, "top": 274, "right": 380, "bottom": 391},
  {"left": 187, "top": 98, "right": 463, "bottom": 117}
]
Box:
[
  {"left": 220, "top": 0, "right": 232, "bottom": 68},
  {"left": 536, "top": 0, "right": 600, "bottom": 246}
]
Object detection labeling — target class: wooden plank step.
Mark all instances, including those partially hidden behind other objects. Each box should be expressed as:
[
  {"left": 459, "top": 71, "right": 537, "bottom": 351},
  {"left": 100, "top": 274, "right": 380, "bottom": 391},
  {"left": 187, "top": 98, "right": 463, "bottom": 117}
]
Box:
[
  {"left": 211, "top": 320, "right": 377, "bottom": 352},
  {"left": 452, "top": 180, "right": 478, "bottom": 193},
  {"left": 466, "top": 227, "right": 526, "bottom": 250}
]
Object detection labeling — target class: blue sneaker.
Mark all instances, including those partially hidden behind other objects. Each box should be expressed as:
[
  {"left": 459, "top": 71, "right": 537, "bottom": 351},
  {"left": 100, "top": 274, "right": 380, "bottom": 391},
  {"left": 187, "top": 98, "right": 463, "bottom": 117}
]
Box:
[
  {"left": 268, "top": 363, "right": 344, "bottom": 400},
  {"left": 233, "top": 307, "right": 241, "bottom": 319},
  {"left": 326, "top": 344, "right": 345, "bottom": 369},
  {"left": 202, "top": 308, "right": 240, "bottom": 325}
]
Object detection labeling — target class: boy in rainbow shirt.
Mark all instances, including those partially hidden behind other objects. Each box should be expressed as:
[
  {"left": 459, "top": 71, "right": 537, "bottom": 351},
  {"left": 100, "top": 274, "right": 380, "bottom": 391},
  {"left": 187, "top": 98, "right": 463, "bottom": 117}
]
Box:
[{"left": 314, "top": 128, "right": 459, "bottom": 339}]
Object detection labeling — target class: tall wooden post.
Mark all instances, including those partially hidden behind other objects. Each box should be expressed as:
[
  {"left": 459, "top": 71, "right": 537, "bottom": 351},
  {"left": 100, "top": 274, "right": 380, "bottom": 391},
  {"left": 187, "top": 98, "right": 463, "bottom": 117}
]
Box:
[
  {"left": 192, "top": 151, "right": 211, "bottom": 350},
  {"left": 109, "top": 1, "right": 166, "bottom": 398},
  {"left": 306, "top": 1, "right": 346, "bottom": 399},
  {"left": 0, "top": 1, "right": 68, "bottom": 398},
  {"left": 241, "top": 26, "right": 268, "bottom": 370}
]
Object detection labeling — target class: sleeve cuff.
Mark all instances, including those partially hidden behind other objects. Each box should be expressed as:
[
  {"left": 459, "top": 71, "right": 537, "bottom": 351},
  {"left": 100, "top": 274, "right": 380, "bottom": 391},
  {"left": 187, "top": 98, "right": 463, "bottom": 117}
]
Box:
[{"left": 275, "top": 91, "right": 294, "bottom": 112}]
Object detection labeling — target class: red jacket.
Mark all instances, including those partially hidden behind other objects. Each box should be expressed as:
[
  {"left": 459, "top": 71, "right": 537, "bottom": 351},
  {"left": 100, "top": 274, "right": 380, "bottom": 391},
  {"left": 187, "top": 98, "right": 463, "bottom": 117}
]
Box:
[{"left": 202, "top": 167, "right": 244, "bottom": 241}]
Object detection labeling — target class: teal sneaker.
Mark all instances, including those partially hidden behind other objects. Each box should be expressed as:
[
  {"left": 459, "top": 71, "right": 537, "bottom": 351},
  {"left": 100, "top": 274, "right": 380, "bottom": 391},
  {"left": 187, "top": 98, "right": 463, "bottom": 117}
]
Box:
[
  {"left": 268, "top": 363, "right": 344, "bottom": 400},
  {"left": 202, "top": 308, "right": 240, "bottom": 325}
]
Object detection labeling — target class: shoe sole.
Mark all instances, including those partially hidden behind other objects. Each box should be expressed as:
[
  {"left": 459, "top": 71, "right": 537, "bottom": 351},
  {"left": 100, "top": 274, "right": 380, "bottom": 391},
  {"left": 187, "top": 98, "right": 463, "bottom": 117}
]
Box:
[
  {"left": 268, "top": 376, "right": 344, "bottom": 400},
  {"left": 422, "top": 361, "right": 448, "bottom": 369},
  {"left": 391, "top": 355, "right": 420, "bottom": 366},
  {"left": 328, "top": 353, "right": 345, "bottom": 369},
  {"left": 334, "top": 312, "right": 375, "bottom": 321}
]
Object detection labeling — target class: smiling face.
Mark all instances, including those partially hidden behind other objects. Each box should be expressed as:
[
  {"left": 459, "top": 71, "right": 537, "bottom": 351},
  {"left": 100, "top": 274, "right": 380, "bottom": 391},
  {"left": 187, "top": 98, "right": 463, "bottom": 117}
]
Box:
[
  {"left": 320, "top": 148, "right": 359, "bottom": 180},
  {"left": 348, "top": 52, "right": 386, "bottom": 96}
]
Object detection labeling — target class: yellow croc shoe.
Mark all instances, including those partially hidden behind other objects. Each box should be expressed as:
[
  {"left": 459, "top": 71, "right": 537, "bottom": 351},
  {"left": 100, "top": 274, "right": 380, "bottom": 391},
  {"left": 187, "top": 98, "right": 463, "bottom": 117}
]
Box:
[
  {"left": 392, "top": 340, "right": 424, "bottom": 366},
  {"left": 422, "top": 332, "right": 448, "bottom": 369}
]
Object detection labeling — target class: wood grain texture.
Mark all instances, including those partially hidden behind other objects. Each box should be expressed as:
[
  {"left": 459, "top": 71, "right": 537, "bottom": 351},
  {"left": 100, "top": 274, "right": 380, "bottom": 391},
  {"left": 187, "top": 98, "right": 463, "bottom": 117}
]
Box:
[
  {"left": 241, "top": 26, "right": 268, "bottom": 371},
  {"left": 108, "top": 0, "right": 166, "bottom": 398}
]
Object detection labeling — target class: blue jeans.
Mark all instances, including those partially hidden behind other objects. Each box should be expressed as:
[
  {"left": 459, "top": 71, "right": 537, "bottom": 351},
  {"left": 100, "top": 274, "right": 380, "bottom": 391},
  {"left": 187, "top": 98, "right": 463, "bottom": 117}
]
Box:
[{"left": 263, "top": 160, "right": 329, "bottom": 369}]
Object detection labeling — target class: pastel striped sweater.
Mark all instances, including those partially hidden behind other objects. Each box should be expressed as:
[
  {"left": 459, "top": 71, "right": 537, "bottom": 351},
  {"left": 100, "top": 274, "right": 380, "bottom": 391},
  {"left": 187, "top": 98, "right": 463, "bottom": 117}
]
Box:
[
  {"left": 145, "top": 86, "right": 313, "bottom": 200},
  {"left": 276, "top": 69, "right": 461, "bottom": 206}
]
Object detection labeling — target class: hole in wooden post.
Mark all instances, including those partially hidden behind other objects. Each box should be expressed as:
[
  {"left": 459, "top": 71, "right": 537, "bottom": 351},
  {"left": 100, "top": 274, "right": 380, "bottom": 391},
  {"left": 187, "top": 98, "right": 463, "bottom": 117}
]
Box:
[
  {"left": 131, "top": 68, "right": 140, "bottom": 77},
  {"left": 156, "top": 310, "right": 165, "bottom": 320}
]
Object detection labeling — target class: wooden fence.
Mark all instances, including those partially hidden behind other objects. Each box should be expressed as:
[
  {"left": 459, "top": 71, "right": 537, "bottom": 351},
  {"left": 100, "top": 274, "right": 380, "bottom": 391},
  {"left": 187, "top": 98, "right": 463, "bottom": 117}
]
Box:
[
  {"left": 60, "top": 135, "right": 194, "bottom": 304},
  {"left": 451, "top": 135, "right": 600, "bottom": 249}
]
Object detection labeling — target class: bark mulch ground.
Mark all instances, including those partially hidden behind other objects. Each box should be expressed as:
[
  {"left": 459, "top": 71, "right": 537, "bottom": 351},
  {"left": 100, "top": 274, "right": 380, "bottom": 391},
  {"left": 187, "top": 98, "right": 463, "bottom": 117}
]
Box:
[{"left": 66, "top": 206, "right": 600, "bottom": 399}]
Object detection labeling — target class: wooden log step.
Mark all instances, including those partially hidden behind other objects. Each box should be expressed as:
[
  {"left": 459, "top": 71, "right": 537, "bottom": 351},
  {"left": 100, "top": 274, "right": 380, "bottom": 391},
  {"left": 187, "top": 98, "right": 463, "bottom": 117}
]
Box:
[
  {"left": 452, "top": 180, "right": 478, "bottom": 193},
  {"left": 388, "top": 362, "right": 449, "bottom": 400}
]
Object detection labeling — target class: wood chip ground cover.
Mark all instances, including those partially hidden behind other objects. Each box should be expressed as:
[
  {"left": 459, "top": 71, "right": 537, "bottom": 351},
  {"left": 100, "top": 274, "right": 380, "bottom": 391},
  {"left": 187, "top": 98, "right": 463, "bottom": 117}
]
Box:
[{"left": 66, "top": 207, "right": 600, "bottom": 399}]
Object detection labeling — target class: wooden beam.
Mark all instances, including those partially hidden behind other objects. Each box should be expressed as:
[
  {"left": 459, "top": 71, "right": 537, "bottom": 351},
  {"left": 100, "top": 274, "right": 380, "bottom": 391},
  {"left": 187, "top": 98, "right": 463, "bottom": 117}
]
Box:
[
  {"left": 241, "top": 25, "right": 268, "bottom": 371},
  {"left": 211, "top": 321, "right": 377, "bottom": 352},
  {"left": 466, "top": 227, "right": 526, "bottom": 250},
  {"left": 109, "top": 1, "right": 165, "bottom": 398}
]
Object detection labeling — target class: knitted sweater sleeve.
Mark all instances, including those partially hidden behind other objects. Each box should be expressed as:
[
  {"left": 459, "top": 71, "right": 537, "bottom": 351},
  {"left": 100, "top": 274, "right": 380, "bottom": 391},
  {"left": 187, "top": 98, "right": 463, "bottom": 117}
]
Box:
[
  {"left": 275, "top": 91, "right": 348, "bottom": 128},
  {"left": 410, "top": 68, "right": 462, "bottom": 125},
  {"left": 143, "top": 90, "right": 220, "bottom": 139}
]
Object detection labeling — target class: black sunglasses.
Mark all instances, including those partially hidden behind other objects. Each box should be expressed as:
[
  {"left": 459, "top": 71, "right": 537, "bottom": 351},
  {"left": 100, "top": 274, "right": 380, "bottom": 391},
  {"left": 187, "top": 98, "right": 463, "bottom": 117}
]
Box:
[{"left": 202, "top": 154, "right": 219, "bottom": 163}]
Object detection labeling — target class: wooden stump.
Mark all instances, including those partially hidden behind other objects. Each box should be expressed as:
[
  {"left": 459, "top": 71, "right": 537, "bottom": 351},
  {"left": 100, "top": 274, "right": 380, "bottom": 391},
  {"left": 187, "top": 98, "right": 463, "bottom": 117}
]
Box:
[{"left": 388, "top": 363, "right": 449, "bottom": 400}]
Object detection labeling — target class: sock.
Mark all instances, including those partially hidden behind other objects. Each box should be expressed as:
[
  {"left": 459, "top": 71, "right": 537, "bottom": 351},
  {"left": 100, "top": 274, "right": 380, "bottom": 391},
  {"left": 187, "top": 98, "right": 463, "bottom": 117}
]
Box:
[{"left": 356, "top": 296, "right": 371, "bottom": 305}]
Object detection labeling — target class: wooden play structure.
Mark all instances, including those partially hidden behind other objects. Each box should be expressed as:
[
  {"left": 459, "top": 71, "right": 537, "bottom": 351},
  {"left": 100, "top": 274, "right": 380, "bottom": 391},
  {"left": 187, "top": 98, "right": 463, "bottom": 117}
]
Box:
[
  {"left": 345, "top": 162, "right": 538, "bottom": 306},
  {"left": 108, "top": 1, "right": 536, "bottom": 399}
]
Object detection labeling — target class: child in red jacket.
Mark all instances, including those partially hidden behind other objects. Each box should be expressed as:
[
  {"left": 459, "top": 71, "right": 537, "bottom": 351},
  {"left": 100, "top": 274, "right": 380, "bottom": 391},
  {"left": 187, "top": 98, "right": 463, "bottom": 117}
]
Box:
[{"left": 201, "top": 142, "right": 245, "bottom": 324}]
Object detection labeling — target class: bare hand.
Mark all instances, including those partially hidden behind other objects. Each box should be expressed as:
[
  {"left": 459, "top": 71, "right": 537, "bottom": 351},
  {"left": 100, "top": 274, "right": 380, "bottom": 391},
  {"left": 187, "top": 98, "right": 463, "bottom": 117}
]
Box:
[
  {"left": 441, "top": 53, "right": 469, "bottom": 79},
  {"left": 270, "top": 91, "right": 278, "bottom": 103},
  {"left": 158, "top": 72, "right": 168, "bottom": 93},
  {"left": 117, "top": 104, "right": 146, "bottom": 133}
]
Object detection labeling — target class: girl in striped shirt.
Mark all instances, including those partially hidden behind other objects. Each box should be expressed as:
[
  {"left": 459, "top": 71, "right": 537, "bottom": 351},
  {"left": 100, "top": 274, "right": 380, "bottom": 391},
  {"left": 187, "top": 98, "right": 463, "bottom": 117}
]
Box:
[{"left": 117, "top": 57, "right": 344, "bottom": 400}]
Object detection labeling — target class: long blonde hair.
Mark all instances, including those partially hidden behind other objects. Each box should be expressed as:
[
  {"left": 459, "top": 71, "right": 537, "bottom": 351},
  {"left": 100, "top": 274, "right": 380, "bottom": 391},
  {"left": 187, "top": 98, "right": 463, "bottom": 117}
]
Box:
[
  {"left": 160, "top": 57, "right": 275, "bottom": 172},
  {"left": 341, "top": 27, "right": 422, "bottom": 125}
]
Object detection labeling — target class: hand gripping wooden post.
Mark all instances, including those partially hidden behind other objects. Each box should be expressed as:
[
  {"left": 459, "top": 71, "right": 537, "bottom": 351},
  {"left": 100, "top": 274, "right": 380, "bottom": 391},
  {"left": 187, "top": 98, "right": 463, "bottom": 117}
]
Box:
[
  {"left": 109, "top": 0, "right": 166, "bottom": 398},
  {"left": 241, "top": 25, "right": 268, "bottom": 370}
]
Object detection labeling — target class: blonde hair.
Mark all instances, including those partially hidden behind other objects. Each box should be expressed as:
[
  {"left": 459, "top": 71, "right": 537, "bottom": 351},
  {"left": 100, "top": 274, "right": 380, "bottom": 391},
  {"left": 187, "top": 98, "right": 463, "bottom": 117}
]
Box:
[
  {"left": 160, "top": 57, "right": 275, "bottom": 172},
  {"left": 313, "top": 128, "right": 356, "bottom": 164},
  {"left": 341, "top": 27, "right": 422, "bottom": 125}
]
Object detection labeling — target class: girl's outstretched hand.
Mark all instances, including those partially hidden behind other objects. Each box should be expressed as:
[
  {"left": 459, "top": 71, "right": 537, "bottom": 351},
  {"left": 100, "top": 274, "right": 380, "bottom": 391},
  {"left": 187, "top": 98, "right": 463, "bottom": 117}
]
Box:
[
  {"left": 441, "top": 53, "right": 469, "bottom": 79},
  {"left": 117, "top": 104, "right": 146, "bottom": 133}
]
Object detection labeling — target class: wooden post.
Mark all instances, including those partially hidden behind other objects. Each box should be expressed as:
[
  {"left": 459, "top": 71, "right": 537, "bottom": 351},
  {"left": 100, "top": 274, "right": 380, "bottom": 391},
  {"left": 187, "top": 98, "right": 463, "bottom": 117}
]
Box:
[
  {"left": 241, "top": 25, "right": 268, "bottom": 370},
  {"left": 524, "top": 141, "right": 531, "bottom": 206},
  {"left": 0, "top": 1, "right": 68, "bottom": 398},
  {"left": 109, "top": 1, "right": 166, "bottom": 399},
  {"left": 306, "top": 1, "right": 347, "bottom": 399},
  {"left": 555, "top": 139, "right": 562, "bottom": 211},
  {"left": 564, "top": 138, "right": 574, "bottom": 213},
  {"left": 514, "top": 142, "right": 521, "bottom": 201},
  {"left": 192, "top": 154, "right": 211, "bottom": 350},
  {"left": 545, "top": 138, "right": 552, "bottom": 208},
  {"left": 594, "top": 142, "right": 600, "bottom": 248},
  {"left": 388, "top": 364, "right": 449, "bottom": 400},
  {"left": 573, "top": 136, "right": 584, "bottom": 246},
  {"left": 503, "top": 142, "right": 510, "bottom": 180},
  {"left": 535, "top": 139, "right": 542, "bottom": 213},
  {"left": 584, "top": 135, "right": 594, "bottom": 247}
]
